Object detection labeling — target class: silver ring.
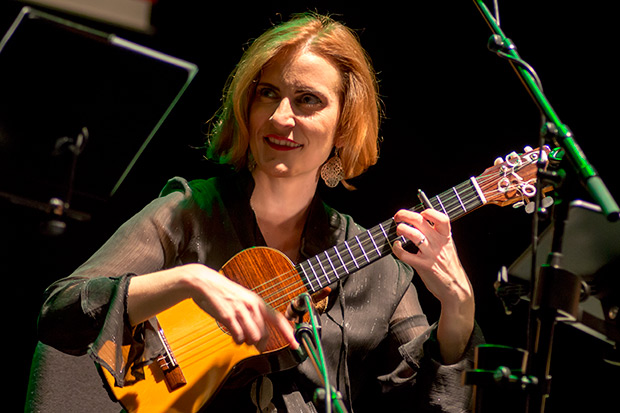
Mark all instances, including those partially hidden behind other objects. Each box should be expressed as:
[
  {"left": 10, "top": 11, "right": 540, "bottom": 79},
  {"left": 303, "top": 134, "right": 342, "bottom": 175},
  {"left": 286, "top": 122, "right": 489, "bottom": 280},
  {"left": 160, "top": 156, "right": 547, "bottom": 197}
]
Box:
[{"left": 416, "top": 235, "right": 426, "bottom": 247}]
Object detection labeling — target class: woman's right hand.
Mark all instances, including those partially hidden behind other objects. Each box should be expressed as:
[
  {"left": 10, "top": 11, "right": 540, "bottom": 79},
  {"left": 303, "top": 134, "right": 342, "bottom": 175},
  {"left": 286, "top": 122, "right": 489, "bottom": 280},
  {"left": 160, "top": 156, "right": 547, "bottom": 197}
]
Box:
[{"left": 127, "top": 263, "right": 298, "bottom": 351}]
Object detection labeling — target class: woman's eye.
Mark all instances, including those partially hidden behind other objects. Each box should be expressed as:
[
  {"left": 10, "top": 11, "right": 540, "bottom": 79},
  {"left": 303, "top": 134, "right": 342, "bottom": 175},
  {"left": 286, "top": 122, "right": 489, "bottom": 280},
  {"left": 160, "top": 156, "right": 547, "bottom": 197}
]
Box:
[
  {"left": 298, "top": 94, "right": 322, "bottom": 106},
  {"left": 257, "top": 87, "right": 277, "bottom": 100}
]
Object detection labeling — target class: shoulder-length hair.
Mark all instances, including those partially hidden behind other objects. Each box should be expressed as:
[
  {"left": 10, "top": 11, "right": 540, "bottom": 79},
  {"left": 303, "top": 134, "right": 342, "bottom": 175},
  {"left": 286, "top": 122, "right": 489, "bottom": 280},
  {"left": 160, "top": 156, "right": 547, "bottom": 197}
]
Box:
[{"left": 206, "top": 13, "right": 382, "bottom": 186}]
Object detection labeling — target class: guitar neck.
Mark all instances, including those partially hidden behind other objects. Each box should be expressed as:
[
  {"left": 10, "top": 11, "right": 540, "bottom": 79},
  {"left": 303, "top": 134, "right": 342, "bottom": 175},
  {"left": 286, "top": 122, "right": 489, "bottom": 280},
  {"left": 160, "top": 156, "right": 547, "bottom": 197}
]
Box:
[{"left": 296, "top": 176, "right": 486, "bottom": 293}]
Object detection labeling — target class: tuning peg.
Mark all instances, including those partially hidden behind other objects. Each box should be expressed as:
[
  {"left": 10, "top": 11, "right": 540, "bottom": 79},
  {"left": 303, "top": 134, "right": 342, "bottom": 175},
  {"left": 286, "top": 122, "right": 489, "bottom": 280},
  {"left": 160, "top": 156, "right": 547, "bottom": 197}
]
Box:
[
  {"left": 525, "top": 202, "right": 536, "bottom": 214},
  {"left": 494, "top": 157, "right": 504, "bottom": 166},
  {"left": 512, "top": 201, "right": 525, "bottom": 209},
  {"left": 523, "top": 196, "right": 554, "bottom": 214},
  {"left": 541, "top": 196, "right": 554, "bottom": 208},
  {"left": 524, "top": 146, "right": 533, "bottom": 152}
]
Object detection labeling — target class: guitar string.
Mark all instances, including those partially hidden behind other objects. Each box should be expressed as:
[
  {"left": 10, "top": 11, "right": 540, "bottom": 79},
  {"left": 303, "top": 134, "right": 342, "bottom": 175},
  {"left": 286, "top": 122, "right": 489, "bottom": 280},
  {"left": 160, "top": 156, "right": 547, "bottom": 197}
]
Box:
[
  {"left": 250, "top": 152, "right": 539, "bottom": 296},
  {"left": 168, "top": 161, "right": 539, "bottom": 359},
  {"left": 171, "top": 188, "right": 519, "bottom": 363},
  {"left": 249, "top": 167, "right": 510, "bottom": 297},
  {"left": 250, "top": 169, "right": 536, "bottom": 305},
  {"left": 170, "top": 192, "right": 518, "bottom": 363},
  {"left": 169, "top": 194, "right": 485, "bottom": 364},
  {"left": 170, "top": 166, "right": 536, "bottom": 359},
  {"left": 170, "top": 178, "right": 532, "bottom": 363}
]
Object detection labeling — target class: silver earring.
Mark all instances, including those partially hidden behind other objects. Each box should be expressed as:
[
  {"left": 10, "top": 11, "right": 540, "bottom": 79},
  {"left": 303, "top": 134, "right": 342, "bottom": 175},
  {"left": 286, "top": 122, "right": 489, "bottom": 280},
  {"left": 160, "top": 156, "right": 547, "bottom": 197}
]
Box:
[{"left": 320, "top": 151, "right": 344, "bottom": 188}]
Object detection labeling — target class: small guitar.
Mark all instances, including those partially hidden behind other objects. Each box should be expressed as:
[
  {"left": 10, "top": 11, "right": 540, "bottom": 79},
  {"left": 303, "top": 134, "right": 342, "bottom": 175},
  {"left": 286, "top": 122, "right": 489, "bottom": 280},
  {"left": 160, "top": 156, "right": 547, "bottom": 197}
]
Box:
[{"left": 100, "top": 146, "right": 552, "bottom": 413}]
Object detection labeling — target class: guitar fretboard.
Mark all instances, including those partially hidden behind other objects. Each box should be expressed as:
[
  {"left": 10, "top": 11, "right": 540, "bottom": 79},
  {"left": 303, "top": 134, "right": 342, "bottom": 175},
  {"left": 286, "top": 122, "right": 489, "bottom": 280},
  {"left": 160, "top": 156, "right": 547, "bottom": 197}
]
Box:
[{"left": 295, "top": 177, "right": 486, "bottom": 293}]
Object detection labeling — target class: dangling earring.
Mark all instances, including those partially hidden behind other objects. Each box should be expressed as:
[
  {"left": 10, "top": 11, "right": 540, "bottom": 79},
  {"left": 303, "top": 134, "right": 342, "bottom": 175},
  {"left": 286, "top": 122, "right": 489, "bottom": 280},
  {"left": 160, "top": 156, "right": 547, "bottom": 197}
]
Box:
[
  {"left": 247, "top": 151, "right": 256, "bottom": 172},
  {"left": 320, "top": 149, "right": 344, "bottom": 188}
]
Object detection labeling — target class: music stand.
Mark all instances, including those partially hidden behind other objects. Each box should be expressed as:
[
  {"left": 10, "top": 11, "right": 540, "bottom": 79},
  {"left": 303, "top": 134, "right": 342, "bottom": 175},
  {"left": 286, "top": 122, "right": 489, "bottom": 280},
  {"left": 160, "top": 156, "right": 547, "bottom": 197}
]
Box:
[
  {"left": 465, "top": 199, "right": 619, "bottom": 412},
  {"left": 0, "top": 7, "right": 198, "bottom": 230},
  {"left": 508, "top": 199, "right": 620, "bottom": 346}
]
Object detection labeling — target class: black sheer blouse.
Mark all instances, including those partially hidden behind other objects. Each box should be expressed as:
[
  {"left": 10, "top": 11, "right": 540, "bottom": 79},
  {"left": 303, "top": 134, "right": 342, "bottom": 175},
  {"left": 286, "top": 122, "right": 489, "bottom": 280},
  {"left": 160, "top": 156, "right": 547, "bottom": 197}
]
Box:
[{"left": 38, "top": 171, "right": 482, "bottom": 412}]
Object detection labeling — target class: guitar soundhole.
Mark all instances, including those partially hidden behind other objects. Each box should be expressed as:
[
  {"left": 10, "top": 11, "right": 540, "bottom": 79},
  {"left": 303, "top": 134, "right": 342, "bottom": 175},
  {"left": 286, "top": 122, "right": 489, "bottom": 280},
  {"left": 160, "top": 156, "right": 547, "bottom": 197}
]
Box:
[{"left": 216, "top": 320, "right": 231, "bottom": 336}]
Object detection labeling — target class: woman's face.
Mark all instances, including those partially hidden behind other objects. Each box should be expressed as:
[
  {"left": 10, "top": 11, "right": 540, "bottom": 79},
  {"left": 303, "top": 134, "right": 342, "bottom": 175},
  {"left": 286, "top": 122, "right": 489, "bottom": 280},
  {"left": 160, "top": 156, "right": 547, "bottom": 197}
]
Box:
[{"left": 248, "top": 50, "right": 342, "bottom": 183}]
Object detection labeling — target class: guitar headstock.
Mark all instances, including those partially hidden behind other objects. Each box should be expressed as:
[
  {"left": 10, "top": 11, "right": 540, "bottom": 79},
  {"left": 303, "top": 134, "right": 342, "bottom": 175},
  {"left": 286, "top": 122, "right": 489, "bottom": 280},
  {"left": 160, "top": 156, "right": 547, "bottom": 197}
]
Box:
[{"left": 476, "top": 146, "right": 553, "bottom": 208}]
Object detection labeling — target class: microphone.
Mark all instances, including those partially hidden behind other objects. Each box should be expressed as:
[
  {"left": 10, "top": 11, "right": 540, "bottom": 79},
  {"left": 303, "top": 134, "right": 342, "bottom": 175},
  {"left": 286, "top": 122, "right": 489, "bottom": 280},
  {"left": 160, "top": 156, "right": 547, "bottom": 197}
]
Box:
[
  {"left": 285, "top": 295, "right": 308, "bottom": 323},
  {"left": 286, "top": 294, "right": 312, "bottom": 363}
]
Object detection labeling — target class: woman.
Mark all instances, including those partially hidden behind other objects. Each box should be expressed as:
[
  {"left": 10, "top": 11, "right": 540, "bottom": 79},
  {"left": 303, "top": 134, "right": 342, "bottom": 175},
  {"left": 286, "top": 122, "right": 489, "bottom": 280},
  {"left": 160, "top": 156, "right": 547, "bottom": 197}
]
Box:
[{"left": 38, "top": 12, "right": 480, "bottom": 412}]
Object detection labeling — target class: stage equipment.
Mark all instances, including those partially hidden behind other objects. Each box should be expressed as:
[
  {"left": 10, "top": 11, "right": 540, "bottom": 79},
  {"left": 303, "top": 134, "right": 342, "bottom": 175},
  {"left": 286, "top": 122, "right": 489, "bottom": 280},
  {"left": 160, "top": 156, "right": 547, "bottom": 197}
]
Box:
[
  {"left": 20, "top": 0, "right": 155, "bottom": 33},
  {"left": 465, "top": 2, "right": 619, "bottom": 412},
  {"left": 289, "top": 293, "right": 348, "bottom": 413},
  {"left": 508, "top": 200, "right": 619, "bottom": 346},
  {"left": 0, "top": 6, "right": 198, "bottom": 234}
]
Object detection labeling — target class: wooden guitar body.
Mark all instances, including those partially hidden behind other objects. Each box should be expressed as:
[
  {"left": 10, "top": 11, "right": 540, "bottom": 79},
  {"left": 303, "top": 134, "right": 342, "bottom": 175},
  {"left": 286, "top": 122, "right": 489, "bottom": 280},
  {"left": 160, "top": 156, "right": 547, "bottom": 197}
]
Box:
[{"left": 102, "top": 247, "right": 306, "bottom": 413}]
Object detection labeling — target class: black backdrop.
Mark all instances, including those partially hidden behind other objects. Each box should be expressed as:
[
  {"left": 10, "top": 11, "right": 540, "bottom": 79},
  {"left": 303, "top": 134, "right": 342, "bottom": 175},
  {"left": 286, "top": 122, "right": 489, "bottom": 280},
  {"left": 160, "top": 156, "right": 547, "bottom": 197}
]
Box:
[{"left": 2, "top": 0, "right": 618, "bottom": 411}]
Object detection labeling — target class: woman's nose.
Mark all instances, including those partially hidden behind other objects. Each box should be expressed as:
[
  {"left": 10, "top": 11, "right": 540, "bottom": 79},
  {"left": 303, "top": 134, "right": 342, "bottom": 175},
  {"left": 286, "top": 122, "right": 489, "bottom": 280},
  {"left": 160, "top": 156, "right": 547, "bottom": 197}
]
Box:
[{"left": 269, "top": 98, "right": 295, "bottom": 128}]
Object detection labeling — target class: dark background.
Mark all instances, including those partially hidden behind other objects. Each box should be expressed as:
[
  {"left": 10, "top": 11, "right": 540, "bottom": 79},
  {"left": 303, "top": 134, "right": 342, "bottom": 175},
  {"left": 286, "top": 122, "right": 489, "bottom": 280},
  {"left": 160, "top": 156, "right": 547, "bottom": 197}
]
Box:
[{"left": 2, "top": 0, "right": 618, "bottom": 411}]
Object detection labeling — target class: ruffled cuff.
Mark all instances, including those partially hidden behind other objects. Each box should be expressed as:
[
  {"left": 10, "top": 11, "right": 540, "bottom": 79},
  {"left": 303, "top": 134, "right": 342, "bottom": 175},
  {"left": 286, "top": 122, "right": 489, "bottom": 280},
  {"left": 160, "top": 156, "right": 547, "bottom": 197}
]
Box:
[{"left": 87, "top": 274, "right": 163, "bottom": 388}]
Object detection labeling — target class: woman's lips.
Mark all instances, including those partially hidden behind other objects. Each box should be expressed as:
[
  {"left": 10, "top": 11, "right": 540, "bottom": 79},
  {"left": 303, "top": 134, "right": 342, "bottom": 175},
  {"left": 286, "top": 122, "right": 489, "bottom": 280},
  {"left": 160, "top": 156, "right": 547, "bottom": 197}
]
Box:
[{"left": 264, "top": 135, "right": 302, "bottom": 151}]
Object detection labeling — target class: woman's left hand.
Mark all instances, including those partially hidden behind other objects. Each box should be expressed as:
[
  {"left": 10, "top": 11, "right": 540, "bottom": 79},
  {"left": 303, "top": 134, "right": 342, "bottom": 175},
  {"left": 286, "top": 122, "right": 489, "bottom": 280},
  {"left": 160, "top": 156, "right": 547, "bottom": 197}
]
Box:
[
  {"left": 392, "top": 209, "right": 471, "bottom": 305},
  {"left": 392, "top": 208, "right": 475, "bottom": 363}
]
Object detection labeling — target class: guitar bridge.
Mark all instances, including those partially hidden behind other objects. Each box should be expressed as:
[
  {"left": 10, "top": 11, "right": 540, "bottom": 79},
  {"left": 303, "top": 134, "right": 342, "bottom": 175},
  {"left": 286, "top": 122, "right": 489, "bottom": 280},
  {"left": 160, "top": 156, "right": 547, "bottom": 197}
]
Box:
[
  {"left": 156, "top": 353, "right": 187, "bottom": 392},
  {"left": 151, "top": 317, "right": 187, "bottom": 392}
]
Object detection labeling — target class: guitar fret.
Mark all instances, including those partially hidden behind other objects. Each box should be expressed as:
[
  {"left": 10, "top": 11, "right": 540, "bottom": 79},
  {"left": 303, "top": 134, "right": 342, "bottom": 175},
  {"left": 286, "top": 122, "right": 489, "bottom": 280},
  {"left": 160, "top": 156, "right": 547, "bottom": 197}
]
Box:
[
  {"left": 453, "top": 186, "right": 466, "bottom": 212},
  {"left": 315, "top": 255, "right": 331, "bottom": 285},
  {"left": 355, "top": 235, "right": 370, "bottom": 263},
  {"left": 324, "top": 251, "right": 339, "bottom": 279},
  {"left": 379, "top": 223, "right": 391, "bottom": 246},
  {"left": 367, "top": 229, "right": 381, "bottom": 256},
  {"left": 333, "top": 246, "right": 350, "bottom": 274},
  {"left": 344, "top": 240, "right": 360, "bottom": 269},
  {"left": 308, "top": 259, "right": 323, "bottom": 289},
  {"left": 435, "top": 194, "right": 448, "bottom": 216},
  {"left": 298, "top": 262, "right": 314, "bottom": 290}
]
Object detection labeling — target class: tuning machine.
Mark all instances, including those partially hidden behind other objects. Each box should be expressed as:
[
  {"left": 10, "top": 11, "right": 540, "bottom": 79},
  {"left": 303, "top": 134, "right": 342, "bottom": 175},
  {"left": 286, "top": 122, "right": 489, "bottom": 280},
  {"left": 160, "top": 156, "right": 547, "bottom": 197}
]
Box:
[
  {"left": 525, "top": 196, "right": 554, "bottom": 214},
  {"left": 512, "top": 196, "right": 554, "bottom": 213}
]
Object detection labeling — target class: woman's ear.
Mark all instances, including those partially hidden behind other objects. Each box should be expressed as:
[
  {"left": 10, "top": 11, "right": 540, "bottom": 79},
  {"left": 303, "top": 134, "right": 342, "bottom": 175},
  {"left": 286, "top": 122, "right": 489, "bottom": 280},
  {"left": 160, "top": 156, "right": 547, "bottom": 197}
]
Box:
[{"left": 334, "top": 136, "right": 345, "bottom": 149}]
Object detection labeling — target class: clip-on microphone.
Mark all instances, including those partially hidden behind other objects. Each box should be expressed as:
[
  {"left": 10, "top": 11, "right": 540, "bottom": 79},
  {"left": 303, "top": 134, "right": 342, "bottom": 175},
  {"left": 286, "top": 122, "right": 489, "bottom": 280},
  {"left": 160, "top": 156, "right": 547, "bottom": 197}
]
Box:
[{"left": 285, "top": 293, "right": 347, "bottom": 413}]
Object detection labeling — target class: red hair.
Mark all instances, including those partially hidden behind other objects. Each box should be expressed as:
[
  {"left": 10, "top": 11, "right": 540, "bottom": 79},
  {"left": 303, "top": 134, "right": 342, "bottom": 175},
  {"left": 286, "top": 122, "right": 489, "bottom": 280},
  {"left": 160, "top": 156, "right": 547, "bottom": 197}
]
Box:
[{"left": 206, "top": 13, "right": 382, "bottom": 185}]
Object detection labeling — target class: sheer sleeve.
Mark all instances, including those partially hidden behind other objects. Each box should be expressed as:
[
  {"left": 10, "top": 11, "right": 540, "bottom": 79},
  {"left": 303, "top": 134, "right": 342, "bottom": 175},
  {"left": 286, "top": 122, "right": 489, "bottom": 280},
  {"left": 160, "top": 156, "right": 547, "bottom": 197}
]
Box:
[
  {"left": 37, "top": 187, "right": 193, "bottom": 385},
  {"left": 390, "top": 283, "right": 431, "bottom": 346},
  {"left": 378, "top": 283, "right": 484, "bottom": 412}
]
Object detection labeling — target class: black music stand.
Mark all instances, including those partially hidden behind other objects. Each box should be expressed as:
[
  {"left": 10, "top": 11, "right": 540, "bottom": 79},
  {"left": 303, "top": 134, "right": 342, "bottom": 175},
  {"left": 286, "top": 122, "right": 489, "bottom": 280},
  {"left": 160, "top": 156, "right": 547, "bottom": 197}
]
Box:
[
  {"left": 508, "top": 199, "right": 620, "bottom": 347},
  {"left": 465, "top": 199, "right": 619, "bottom": 412},
  {"left": 0, "top": 7, "right": 198, "bottom": 233}
]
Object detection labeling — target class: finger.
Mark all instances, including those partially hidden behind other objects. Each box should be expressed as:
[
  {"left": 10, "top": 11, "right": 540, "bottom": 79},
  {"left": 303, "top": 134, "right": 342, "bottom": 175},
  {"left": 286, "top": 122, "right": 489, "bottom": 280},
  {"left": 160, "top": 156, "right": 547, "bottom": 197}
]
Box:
[
  {"left": 420, "top": 209, "right": 451, "bottom": 237},
  {"left": 393, "top": 238, "right": 426, "bottom": 265},
  {"left": 395, "top": 221, "right": 426, "bottom": 249},
  {"left": 218, "top": 297, "right": 265, "bottom": 348},
  {"left": 393, "top": 209, "right": 423, "bottom": 226},
  {"left": 225, "top": 317, "right": 246, "bottom": 345},
  {"left": 239, "top": 302, "right": 267, "bottom": 345},
  {"left": 265, "top": 306, "right": 299, "bottom": 350},
  {"left": 393, "top": 209, "right": 436, "bottom": 233}
]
